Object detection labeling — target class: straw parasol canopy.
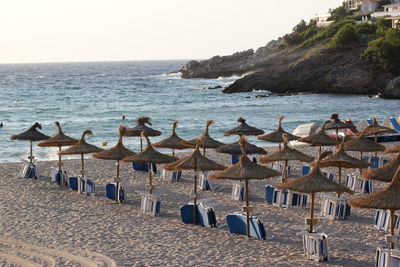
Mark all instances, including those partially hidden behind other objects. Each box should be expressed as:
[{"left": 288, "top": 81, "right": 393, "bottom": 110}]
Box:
[
  {"left": 210, "top": 136, "right": 280, "bottom": 237},
  {"left": 316, "top": 139, "right": 370, "bottom": 197},
  {"left": 224, "top": 117, "right": 264, "bottom": 136},
  {"left": 362, "top": 116, "right": 396, "bottom": 137},
  {"left": 260, "top": 134, "right": 314, "bottom": 182},
  {"left": 164, "top": 136, "right": 225, "bottom": 224},
  {"left": 38, "top": 121, "right": 78, "bottom": 169},
  {"left": 122, "top": 132, "right": 177, "bottom": 194},
  {"left": 276, "top": 151, "right": 353, "bottom": 233},
  {"left": 59, "top": 129, "right": 103, "bottom": 178},
  {"left": 153, "top": 121, "right": 191, "bottom": 157},
  {"left": 385, "top": 144, "right": 400, "bottom": 154},
  {"left": 216, "top": 141, "right": 267, "bottom": 156},
  {"left": 123, "top": 117, "right": 162, "bottom": 151},
  {"left": 11, "top": 122, "right": 50, "bottom": 163},
  {"left": 323, "top": 113, "right": 355, "bottom": 138},
  {"left": 182, "top": 120, "right": 224, "bottom": 156},
  {"left": 350, "top": 165, "right": 400, "bottom": 248},
  {"left": 362, "top": 152, "right": 400, "bottom": 183},
  {"left": 343, "top": 132, "right": 385, "bottom": 159},
  {"left": 297, "top": 122, "right": 340, "bottom": 155},
  {"left": 258, "top": 115, "right": 299, "bottom": 149}
]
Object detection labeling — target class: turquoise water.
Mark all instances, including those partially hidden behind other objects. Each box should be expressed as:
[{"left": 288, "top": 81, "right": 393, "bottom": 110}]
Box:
[{"left": 0, "top": 60, "right": 399, "bottom": 163}]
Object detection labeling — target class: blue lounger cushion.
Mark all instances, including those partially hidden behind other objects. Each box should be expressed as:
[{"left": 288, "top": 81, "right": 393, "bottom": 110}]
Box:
[
  {"left": 302, "top": 165, "right": 310, "bottom": 176},
  {"left": 105, "top": 183, "right": 125, "bottom": 201},
  {"left": 132, "top": 162, "right": 157, "bottom": 173},
  {"left": 232, "top": 155, "right": 239, "bottom": 165},
  {"left": 265, "top": 185, "right": 274, "bottom": 204},
  {"left": 180, "top": 204, "right": 217, "bottom": 227},
  {"left": 54, "top": 170, "right": 62, "bottom": 185},
  {"left": 69, "top": 177, "right": 78, "bottom": 191},
  {"left": 226, "top": 213, "right": 266, "bottom": 240}
]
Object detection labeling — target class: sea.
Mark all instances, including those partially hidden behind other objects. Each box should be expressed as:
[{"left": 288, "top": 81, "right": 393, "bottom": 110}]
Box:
[{"left": 0, "top": 60, "right": 399, "bottom": 163}]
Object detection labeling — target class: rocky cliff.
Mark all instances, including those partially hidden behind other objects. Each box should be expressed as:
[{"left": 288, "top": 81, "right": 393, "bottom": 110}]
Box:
[{"left": 177, "top": 40, "right": 398, "bottom": 98}]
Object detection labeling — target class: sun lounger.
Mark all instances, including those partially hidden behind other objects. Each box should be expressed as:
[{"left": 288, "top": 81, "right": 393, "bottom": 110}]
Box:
[
  {"left": 320, "top": 196, "right": 351, "bottom": 220},
  {"left": 141, "top": 194, "right": 161, "bottom": 216},
  {"left": 19, "top": 162, "right": 39, "bottom": 179},
  {"left": 374, "top": 210, "right": 400, "bottom": 232},
  {"left": 232, "top": 155, "right": 239, "bottom": 165},
  {"left": 199, "top": 172, "right": 223, "bottom": 191},
  {"left": 322, "top": 172, "right": 334, "bottom": 181},
  {"left": 389, "top": 117, "right": 400, "bottom": 132},
  {"left": 68, "top": 177, "right": 78, "bottom": 191},
  {"left": 105, "top": 183, "right": 125, "bottom": 203},
  {"left": 81, "top": 178, "right": 95, "bottom": 196},
  {"left": 226, "top": 213, "right": 266, "bottom": 239},
  {"left": 180, "top": 203, "right": 217, "bottom": 227},
  {"left": 51, "top": 168, "right": 68, "bottom": 186},
  {"left": 302, "top": 231, "right": 330, "bottom": 262},
  {"left": 132, "top": 162, "right": 157, "bottom": 173},
  {"left": 302, "top": 165, "right": 311, "bottom": 176},
  {"left": 376, "top": 247, "right": 400, "bottom": 267},
  {"left": 265, "top": 185, "right": 307, "bottom": 208},
  {"left": 345, "top": 174, "right": 373, "bottom": 194},
  {"left": 161, "top": 169, "right": 182, "bottom": 182},
  {"left": 231, "top": 182, "right": 245, "bottom": 201}
]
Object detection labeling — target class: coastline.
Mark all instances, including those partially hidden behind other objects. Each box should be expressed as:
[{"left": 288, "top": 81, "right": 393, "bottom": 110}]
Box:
[{"left": 0, "top": 146, "right": 392, "bottom": 266}]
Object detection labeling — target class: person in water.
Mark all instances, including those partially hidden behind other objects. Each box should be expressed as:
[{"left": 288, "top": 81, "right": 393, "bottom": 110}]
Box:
[
  {"left": 122, "top": 115, "right": 126, "bottom": 120},
  {"left": 0, "top": 122, "right": 3, "bottom": 128}
]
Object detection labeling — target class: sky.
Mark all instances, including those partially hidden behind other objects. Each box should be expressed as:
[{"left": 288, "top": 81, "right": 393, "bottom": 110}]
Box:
[{"left": 0, "top": 0, "right": 343, "bottom": 64}]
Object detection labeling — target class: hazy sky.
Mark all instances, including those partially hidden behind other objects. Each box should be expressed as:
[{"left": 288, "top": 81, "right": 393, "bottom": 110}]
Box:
[{"left": 0, "top": 0, "right": 342, "bottom": 64}]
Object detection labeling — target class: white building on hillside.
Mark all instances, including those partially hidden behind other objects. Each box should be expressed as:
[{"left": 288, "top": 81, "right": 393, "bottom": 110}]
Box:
[
  {"left": 360, "top": 0, "right": 380, "bottom": 13},
  {"left": 372, "top": 3, "right": 400, "bottom": 18},
  {"left": 315, "top": 14, "right": 334, "bottom": 27}
]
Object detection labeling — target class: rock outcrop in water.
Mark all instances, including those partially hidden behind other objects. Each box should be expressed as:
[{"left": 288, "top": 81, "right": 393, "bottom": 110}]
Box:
[
  {"left": 178, "top": 42, "right": 395, "bottom": 97},
  {"left": 382, "top": 77, "right": 400, "bottom": 99}
]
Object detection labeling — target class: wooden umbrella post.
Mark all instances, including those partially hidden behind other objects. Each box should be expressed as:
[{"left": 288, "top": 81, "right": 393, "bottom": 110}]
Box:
[
  {"left": 309, "top": 192, "right": 315, "bottom": 233},
  {"left": 81, "top": 154, "right": 85, "bottom": 178},
  {"left": 149, "top": 163, "right": 153, "bottom": 194},
  {"left": 335, "top": 129, "right": 339, "bottom": 140},
  {"left": 172, "top": 148, "right": 175, "bottom": 158},
  {"left": 319, "top": 146, "right": 322, "bottom": 156},
  {"left": 360, "top": 152, "right": 364, "bottom": 174},
  {"left": 193, "top": 157, "right": 198, "bottom": 224},
  {"left": 30, "top": 141, "right": 33, "bottom": 163},
  {"left": 337, "top": 167, "right": 342, "bottom": 198},
  {"left": 140, "top": 137, "right": 143, "bottom": 152},
  {"left": 245, "top": 179, "right": 250, "bottom": 237},
  {"left": 203, "top": 147, "right": 206, "bottom": 157},
  {"left": 116, "top": 160, "right": 120, "bottom": 203},
  {"left": 58, "top": 146, "right": 62, "bottom": 170},
  {"left": 284, "top": 160, "right": 288, "bottom": 182},
  {"left": 374, "top": 133, "right": 378, "bottom": 157},
  {"left": 279, "top": 143, "right": 281, "bottom": 150},
  {"left": 390, "top": 209, "right": 395, "bottom": 249}
]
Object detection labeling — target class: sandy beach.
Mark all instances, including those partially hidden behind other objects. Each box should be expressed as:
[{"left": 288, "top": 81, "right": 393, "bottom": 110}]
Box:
[{"left": 0, "top": 146, "right": 392, "bottom": 266}]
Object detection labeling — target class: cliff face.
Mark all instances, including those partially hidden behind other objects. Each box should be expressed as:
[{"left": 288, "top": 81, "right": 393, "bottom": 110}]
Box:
[{"left": 178, "top": 40, "right": 396, "bottom": 97}]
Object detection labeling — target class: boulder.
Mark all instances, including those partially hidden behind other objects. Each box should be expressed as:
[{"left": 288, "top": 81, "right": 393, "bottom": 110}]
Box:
[{"left": 382, "top": 77, "right": 400, "bottom": 99}]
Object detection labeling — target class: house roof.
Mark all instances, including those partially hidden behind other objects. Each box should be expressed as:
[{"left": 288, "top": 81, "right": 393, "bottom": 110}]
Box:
[{"left": 383, "top": 3, "right": 400, "bottom": 7}]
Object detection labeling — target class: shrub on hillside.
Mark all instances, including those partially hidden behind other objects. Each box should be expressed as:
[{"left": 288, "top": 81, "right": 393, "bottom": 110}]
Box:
[{"left": 327, "top": 24, "right": 360, "bottom": 50}]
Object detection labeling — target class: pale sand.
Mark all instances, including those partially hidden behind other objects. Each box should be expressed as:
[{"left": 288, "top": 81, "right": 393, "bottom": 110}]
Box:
[{"left": 0, "top": 146, "right": 392, "bottom": 266}]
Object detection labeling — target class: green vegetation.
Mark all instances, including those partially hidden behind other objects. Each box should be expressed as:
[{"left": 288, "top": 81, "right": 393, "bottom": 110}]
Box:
[{"left": 280, "top": 4, "right": 400, "bottom": 74}]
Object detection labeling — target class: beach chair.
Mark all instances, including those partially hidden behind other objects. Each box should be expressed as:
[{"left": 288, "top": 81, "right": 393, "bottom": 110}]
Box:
[
  {"left": 231, "top": 155, "right": 239, "bottom": 165},
  {"left": 265, "top": 185, "right": 275, "bottom": 204},
  {"left": 161, "top": 169, "right": 182, "bottom": 182},
  {"left": 376, "top": 247, "right": 400, "bottom": 267},
  {"left": 19, "top": 162, "right": 39, "bottom": 179},
  {"left": 68, "top": 177, "right": 79, "bottom": 191},
  {"left": 302, "top": 231, "right": 330, "bottom": 262},
  {"left": 132, "top": 162, "right": 157, "bottom": 173},
  {"left": 81, "top": 178, "right": 95, "bottom": 196},
  {"left": 367, "top": 118, "right": 373, "bottom": 126},
  {"left": 320, "top": 196, "right": 351, "bottom": 220},
  {"left": 232, "top": 182, "right": 245, "bottom": 201},
  {"left": 199, "top": 172, "right": 222, "bottom": 191},
  {"left": 389, "top": 117, "right": 400, "bottom": 132},
  {"left": 105, "top": 183, "right": 125, "bottom": 203},
  {"left": 51, "top": 168, "right": 68, "bottom": 186},
  {"left": 302, "top": 165, "right": 311, "bottom": 176},
  {"left": 374, "top": 210, "right": 400, "bottom": 232},
  {"left": 370, "top": 156, "right": 380, "bottom": 169},
  {"left": 265, "top": 185, "right": 307, "bottom": 208},
  {"left": 180, "top": 203, "right": 217, "bottom": 227},
  {"left": 141, "top": 194, "right": 161, "bottom": 216},
  {"left": 226, "top": 213, "right": 266, "bottom": 240}
]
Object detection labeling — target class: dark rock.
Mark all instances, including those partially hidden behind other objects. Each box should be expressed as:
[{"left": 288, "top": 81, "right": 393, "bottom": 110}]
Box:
[
  {"left": 382, "top": 77, "right": 400, "bottom": 99},
  {"left": 208, "top": 85, "right": 223, "bottom": 90}
]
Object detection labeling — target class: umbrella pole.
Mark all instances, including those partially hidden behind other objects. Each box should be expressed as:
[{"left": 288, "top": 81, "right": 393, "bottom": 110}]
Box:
[
  {"left": 337, "top": 167, "right": 342, "bottom": 198},
  {"left": 149, "top": 163, "right": 153, "bottom": 194},
  {"left": 309, "top": 192, "right": 315, "bottom": 233},
  {"left": 81, "top": 154, "right": 85, "bottom": 178},
  {"left": 360, "top": 152, "right": 363, "bottom": 174},
  {"left": 319, "top": 146, "right": 322, "bottom": 156},
  {"left": 336, "top": 129, "right": 339, "bottom": 140},
  {"left": 390, "top": 209, "right": 395, "bottom": 249},
  {"left": 279, "top": 143, "right": 281, "bottom": 150},
  {"left": 58, "top": 146, "right": 62, "bottom": 170},
  {"left": 140, "top": 137, "right": 143, "bottom": 152},
  {"left": 193, "top": 158, "right": 198, "bottom": 225},
  {"left": 245, "top": 179, "right": 250, "bottom": 238},
  {"left": 283, "top": 160, "right": 288, "bottom": 182},
  {"left": 203, "top": 148, "right": 206, "bottom": 157},
  {"left": 116, "top": 160, "right": 120, "bottom": 203},
  {"left": 374, "top": 134, "right": 378, "bottom": 157},
  {"left": 172, "top": 149, "right": 175, "bottom": 158},
  {"left": 30, "top": 141, "right": 33, "bottom": 163}
]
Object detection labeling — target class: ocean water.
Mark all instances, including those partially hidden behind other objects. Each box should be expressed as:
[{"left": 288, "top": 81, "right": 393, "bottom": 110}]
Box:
[{"left": 0, "top": 60, "right": 399, "bottom": 163}]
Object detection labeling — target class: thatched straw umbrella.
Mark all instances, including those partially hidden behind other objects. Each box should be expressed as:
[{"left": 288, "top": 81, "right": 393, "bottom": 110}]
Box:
[
  {"left": 11, "top": 122, "right": 50, "bottom": 163},
  {"left": 210, "top": 137, "right": 280, "bottom": 237},
  {"left": 182, "top": 120, "right": 224, "bottom": 156},
  {"left": 260, "top": 134, "right": 314, "bottom": 182},
  {"left": 258, "top": 115, "right": 299, "bottom": 149},
  {"left": 216, "top": 140, "right": 267, "bottom": 156},
  {"left": 323, "top": 113, "right": 355, "bottom": 139},
  {"left": 93, "top": 126, "right": 135, "bottom": 202},
  {"left": 153, "top": 121, "right": 191, "bottom": 157},
  {"left": 384, "top": 144, "right": 400, "bottom": 154},
  {"left": 317, "top": 139, "right": 370, "bottom": 197},
  {"left": 363, "top": 116, "right": 396, "bottom": 156},
  {"left": 362, "top": 152, "right": 400, "bottom": 183},
  {"left": 123, "top": 117, "right": 162, "bottom": 151},
  {"left": 350, "top": 165, "right": 400, "bottom": 249},
  {"left": 122, "top": 132, "right": 177, "bottom": 194},
  {"left": 276, "top": 151, "right": 353, "bottom": 233},
  {"left": 59, "top": 129, "right": 103, "bottom": 180},
  {"left": 224, "top": 117, "right": 264, "bottom": 137},
  {"left": 38, "top": 121, "right": 78, "bottom": 170},
  {"left": 343, "top": 132, "right": 385, "bottom": 160},
  {"left": 297, "top": 122, "right": 340, "bottom": 155},
  {"left": 164, "top": 137, "right": 225, "bottom": 223}
]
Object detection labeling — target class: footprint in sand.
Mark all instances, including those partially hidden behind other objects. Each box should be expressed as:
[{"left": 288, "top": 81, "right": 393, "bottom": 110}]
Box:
[{"left": 0, "top": 238, "right": 117, "bottom": 267}]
